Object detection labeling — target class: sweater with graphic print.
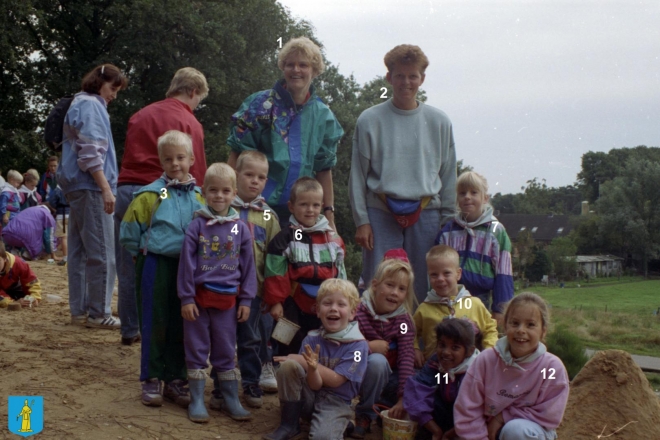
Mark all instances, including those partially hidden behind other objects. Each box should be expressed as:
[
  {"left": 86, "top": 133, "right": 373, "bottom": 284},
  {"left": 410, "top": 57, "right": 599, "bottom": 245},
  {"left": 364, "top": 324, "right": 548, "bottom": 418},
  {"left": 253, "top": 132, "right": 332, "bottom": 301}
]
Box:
[
  {"left": 263, "top": 217, "right": 346, "bottom": 314},
  {"left": 177, "top": 213, "right": 257, "bottom": 307},
  {"left": 436, "top": 207, "right": 514, "bottom": 313}
]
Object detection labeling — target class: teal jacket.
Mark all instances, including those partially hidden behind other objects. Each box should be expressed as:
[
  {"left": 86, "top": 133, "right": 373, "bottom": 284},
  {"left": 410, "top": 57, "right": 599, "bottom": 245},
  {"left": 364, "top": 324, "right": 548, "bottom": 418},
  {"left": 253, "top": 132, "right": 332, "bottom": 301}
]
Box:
[
  {"left": 119, "top": 177, "right": 205, "bottom": 258},
  {"left": 227, "top": 80, "right": 343, "bottom": 209}
]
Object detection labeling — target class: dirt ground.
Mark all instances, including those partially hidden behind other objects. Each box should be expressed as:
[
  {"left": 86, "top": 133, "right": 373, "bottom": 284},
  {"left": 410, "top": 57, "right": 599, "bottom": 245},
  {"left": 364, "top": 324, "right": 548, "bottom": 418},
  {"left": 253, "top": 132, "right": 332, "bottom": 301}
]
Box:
[{"left": 0, "top": 258, "right": 385, "bottom": 440}]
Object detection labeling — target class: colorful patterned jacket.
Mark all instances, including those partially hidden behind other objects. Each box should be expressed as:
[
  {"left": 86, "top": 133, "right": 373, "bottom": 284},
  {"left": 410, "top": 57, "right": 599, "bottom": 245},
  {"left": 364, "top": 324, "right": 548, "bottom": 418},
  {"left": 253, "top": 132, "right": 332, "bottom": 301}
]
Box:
[{"left": 263, "top": 216, "right": 346, "bottom": 314}]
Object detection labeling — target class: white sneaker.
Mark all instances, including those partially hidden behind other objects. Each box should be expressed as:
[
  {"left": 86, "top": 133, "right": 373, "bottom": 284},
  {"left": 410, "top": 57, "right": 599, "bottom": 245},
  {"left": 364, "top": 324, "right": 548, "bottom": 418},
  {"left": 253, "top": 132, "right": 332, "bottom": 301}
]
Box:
[
  {"left": 86, "top": 316, "right": 121, "bottom": 329},
  {"left": 259, "top": 362, "right": 278, "bottom": 393}
]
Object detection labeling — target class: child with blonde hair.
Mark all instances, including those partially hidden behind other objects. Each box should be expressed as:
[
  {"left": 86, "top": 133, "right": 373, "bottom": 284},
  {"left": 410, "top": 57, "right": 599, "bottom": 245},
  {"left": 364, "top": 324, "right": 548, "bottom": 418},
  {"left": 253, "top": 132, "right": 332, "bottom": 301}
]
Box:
[
  {"left": 414, "top": 245, "right": 498, "bottom": 368},
  {"left": 1, "top": 170, "right": 23, "bottom": 225},
  {"left": 19, "top": 170, "right": 42, "bottom": 210},
  {"left": 350, "top": 251, "right": 417, "bottom": 438},
  {"left": 436, "top": 171, "right": 514, "bottom": 324},
  {"left": 264, "top": 278, "right": 369, "bottom": 440},
  {"left": 454, "top": 293, "right": 569, "bottom": 440},
  {"left": 178, "top": 162, "right": 257, "bottom": 423}
]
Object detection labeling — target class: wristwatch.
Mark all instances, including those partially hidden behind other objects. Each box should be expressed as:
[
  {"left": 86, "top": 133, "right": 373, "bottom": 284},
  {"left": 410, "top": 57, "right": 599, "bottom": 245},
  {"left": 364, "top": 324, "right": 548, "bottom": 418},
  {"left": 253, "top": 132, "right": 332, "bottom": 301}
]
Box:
[{"left": 323, "top": 206, "right": 335, "bottom": 213}]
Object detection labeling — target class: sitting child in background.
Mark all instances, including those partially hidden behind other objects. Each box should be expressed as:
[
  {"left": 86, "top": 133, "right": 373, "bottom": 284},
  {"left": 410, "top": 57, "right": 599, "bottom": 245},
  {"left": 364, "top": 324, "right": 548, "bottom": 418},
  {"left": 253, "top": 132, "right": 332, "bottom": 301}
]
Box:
[
  {"left": 19, "top": 170, "right": 42, "bottom": 211},
  {"left": 178, "top": 162, "right": 257, "bottom": 423},
  {"left": 1, "top": 206, "right": 55, "bottom": 261},
  {"left": 1, "top": 170, "right": 23, "bottom": 225},
  {"left": 351, "top": 250, "right": 417, "bottom": 439},
  {"left": 454, "top": 293, "right": 569, "bottom": 440},
  {"left": 0, "top": 241, "right": 42, "bottom": 308},
  {"left": 404, "top": 318, "right": 480, "bottom": 440},
  {"left": 264, "top": 279, "right": 369, "bottom": 440},
  {"left": 45, "top": 185, "right": 69, "bottom": 266},
  {"left": 263, "top": 176, "right": 347, "bottom": 356},
  {"left": 414, "top": 245, "right": 497, "bottom": 368}
]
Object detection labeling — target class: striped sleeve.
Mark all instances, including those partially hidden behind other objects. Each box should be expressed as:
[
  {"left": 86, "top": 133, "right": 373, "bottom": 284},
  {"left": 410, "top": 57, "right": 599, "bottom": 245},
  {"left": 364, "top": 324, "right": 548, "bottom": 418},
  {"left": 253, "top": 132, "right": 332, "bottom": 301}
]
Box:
[
  {"left": 492, "top": 224, "right": 514, "bottom": 313},
  {"left": 395, "top": 313, "right": 416, "bottom": 396},
  {"left": 263, "top": 229, "right": 293, "bottom": 306},
  {"left": 119, "top": 192, "right": 159, "bottom": 256}
]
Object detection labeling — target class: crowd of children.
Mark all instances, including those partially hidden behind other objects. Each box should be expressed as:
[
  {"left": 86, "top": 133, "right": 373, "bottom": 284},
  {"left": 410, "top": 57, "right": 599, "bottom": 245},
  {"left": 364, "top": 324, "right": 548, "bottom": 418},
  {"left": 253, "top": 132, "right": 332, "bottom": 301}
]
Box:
[{"left": 1, "top": 146, "right": 570, "bottom": 439}]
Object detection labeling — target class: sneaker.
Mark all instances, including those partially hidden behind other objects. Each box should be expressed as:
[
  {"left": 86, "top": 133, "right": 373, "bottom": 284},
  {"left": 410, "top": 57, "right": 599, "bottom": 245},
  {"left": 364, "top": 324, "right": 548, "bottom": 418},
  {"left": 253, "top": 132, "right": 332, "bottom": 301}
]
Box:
[
  {"left": 70, "top": 315, "right": 87, "bottom": 326},
  {"left": 259, "top": 362, "right": 278, "bottom": 393},
  {"left": 349, "top": 414, "right": 371, "bottom": 439},
  {"left": 243, "top": 384, "right": 263, "bottom": 408},
  {"left": 142, "top": 378, "right": 163, "bottom": 407},
  {"left": 121, "top": 334, "right": 141, "bottom": 346},
  {"left": 209, "top": 390, "right": 223, "bottom": 411},
  {"left": 86, "top": 316, "right": 121, "bottom": 329},
  {"left": 164, "top": 379, "right": 190, "bottom": 408}
]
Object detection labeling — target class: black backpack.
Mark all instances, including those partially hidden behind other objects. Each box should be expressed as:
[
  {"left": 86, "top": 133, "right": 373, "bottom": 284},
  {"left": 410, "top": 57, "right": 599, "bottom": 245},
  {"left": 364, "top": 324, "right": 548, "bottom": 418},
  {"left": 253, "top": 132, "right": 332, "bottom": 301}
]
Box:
[{"left": 44, "top": 96, "right": 74, "bottom": 150}]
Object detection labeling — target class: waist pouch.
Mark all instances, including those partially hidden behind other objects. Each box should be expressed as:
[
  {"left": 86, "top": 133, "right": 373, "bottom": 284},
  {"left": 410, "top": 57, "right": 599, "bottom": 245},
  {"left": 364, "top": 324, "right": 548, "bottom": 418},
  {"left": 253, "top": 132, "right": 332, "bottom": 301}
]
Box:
[
  {"left": 298, "top": 283, "right": 321, "bottom": 300},
  {"left": 195, "top": 283, "right": 238, "bottom": 310},
  {"left": 378, "top": 194, "right": 432, "bottom": 228}
]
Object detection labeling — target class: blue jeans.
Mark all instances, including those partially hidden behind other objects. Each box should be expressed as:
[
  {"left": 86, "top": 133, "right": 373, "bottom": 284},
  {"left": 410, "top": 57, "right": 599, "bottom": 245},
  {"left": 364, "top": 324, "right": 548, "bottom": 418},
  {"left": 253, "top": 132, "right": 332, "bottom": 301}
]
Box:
[
  {"left": 499, "top": 419, "right": 557, "bottom": 440},
  {"left": 361, "top": 207, "right": 441, "bottom": 305},
  {"left": 355, "top": 353, "right": 399, "bottom": 420},
  {"left": 66, "top": 190, "right": 116, "bottom": 319},
  {"left": 237, "top": 295, "right": 273, "bottom": 387},
  {"left": 114, "top": 185, "right": 141, "bottom": 338}
]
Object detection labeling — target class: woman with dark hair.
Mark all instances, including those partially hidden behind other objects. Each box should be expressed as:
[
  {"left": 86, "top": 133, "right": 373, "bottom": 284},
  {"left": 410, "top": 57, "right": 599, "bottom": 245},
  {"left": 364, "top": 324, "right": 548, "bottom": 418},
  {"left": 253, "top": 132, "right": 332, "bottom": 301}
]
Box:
[{"left": 56, "top": 63, "right": 128, "bottom": 329}]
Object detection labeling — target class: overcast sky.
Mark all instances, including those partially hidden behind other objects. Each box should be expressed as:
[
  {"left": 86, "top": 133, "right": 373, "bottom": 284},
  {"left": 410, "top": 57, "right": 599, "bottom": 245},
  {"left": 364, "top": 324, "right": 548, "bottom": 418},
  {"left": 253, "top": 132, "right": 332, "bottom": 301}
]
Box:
[{"left": 278, "top": 0, "right": 660, "bottom": 195}]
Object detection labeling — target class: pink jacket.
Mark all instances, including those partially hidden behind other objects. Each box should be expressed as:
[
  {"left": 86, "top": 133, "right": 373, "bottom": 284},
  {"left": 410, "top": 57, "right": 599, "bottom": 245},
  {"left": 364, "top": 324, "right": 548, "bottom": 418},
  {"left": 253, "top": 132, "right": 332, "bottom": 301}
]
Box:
[{"left": 453, "top": 345, "right": 569, "bottom": 440}]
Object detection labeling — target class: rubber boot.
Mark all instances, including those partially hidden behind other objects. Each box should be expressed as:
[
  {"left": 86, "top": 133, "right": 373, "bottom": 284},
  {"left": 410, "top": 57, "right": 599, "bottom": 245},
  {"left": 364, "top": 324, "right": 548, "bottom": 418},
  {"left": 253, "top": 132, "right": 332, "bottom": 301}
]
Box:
[
  {"left": 217, "top": 369, "right": 252, "bottom": 421},
  {"left": 187, "top": 370, "right": 210, "bottom": 423},
  {"left": 209, "top": 367, "right": 223, "bottom": 410},
  {"left": 262, "top": 400, "right": 304, "bottom": 440}
]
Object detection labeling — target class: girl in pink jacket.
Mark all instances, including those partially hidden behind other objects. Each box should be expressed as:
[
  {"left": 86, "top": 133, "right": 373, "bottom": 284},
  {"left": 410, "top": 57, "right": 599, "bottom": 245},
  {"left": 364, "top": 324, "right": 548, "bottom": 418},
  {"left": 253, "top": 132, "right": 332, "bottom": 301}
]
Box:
[{"left": 453, "top": 293, "right": 569, "bottom": 440}]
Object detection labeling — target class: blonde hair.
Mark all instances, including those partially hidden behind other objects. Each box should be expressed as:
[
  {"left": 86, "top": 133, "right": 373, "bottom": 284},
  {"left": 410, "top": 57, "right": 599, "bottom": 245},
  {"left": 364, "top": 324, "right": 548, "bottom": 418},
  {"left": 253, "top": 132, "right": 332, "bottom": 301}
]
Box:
[
  {"left": 204, "top": 162, "right": 236, "bottom": 189},
  {"left": 289, "top": 176, "right": 322, "bottom": 204},
  {"left": 157, "top": 130, "right": 193, "bottom": 162},
  {"left": 370, "top": 259, "right": 417, "bottom": 314},
  {"left": 457, "top": 171, "right": 491, "bottom": 212},
  {"left": 236, "top": 150, "right": 269, "bottom": 173},
  {"left": 317, "top": 279, "right": 360, "bottom": 311},
  {"left": 384, "top": 44, "right": 429, "bottom": 74},
  {"left": 7, "top": 170, "right": 23, "bottom": 183},
  {"left": 502, "top": 292, "right": 551, "bottom": 341},
  {"left": 166, "top": 67, "right": 209, "bottom": 99},
  {"left": 278, "top": 37, "right": 325, "bottom": 76},
  {"left": 426, "top": 244, "right": 460, "bottom": 267},
  {"left": 24, "top": 169, "right": 39, "bottom": 184}
]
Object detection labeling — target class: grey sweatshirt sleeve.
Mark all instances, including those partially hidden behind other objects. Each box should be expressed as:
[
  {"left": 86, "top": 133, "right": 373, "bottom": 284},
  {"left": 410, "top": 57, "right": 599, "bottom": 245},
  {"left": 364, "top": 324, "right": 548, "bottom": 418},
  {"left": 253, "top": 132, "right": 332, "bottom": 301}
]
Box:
[
  {"left": 438, "top": 124, "right": 457, "bottom": 226},
  {"left": 349, "top": 119, "right": 371, "bottom": 227}
]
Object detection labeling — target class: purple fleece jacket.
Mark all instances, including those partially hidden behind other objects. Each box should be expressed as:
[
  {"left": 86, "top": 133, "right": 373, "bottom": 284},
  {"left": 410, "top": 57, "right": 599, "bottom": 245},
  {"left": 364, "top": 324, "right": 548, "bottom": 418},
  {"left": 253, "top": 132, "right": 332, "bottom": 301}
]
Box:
[{"left": 177, "top": 216, "right": 257, "bottom": 307}]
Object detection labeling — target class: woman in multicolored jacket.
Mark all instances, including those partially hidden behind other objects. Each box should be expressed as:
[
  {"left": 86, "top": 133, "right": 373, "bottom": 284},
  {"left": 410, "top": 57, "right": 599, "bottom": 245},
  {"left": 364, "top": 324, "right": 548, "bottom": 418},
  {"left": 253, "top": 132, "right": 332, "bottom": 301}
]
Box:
[{"left": 436, "top": 171, "right": 514, "bottom": 324}]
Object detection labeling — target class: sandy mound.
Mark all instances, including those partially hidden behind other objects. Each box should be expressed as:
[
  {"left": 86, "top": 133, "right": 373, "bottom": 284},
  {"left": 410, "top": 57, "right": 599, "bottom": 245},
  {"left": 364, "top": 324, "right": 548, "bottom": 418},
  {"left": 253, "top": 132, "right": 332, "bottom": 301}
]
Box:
[{"left": 558, "top": 350, "right": 660, "bottom": 439}]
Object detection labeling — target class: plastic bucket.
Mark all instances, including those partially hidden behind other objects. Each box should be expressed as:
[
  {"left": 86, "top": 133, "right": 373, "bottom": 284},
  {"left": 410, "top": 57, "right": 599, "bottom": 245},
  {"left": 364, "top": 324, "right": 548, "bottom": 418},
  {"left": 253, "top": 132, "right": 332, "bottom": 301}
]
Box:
[
  {"left": 271, "top": 317, "right": 300, "bottom": 345},
  {"left": 373, "top": 404, "right": 418, "bottom": 440}
]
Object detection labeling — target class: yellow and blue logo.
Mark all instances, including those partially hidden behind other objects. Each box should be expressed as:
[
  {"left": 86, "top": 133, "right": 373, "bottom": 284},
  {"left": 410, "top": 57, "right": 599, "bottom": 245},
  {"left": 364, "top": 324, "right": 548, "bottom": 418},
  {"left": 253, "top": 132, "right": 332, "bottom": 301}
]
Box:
[{"left": 8, "top": 396, "right": 43, "bottom": 437}]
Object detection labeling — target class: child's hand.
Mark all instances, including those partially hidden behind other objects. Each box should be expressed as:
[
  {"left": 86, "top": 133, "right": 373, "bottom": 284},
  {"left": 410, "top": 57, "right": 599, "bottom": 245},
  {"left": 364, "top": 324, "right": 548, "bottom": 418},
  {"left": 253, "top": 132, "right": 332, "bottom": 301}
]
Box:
[
  {"left": 388, "top": 398, "right": 406, "bottom": 420},
  {"left": 181, "top": 303, "right": 199, "bottom": 321},
  {"left": 369, "top": 339, "right": 389, "bottom": 355},
  {"left": 414, "top": 348, "right": 425, "bottom": 368},
  {"left": 237, "top": 305, "right": 250, "bottom": 323},
  {"left": 487, "top": 413, "right": 505, "bottom": 440},
  {"left": 270, "top": 302, "right": 284, "bottom": 321},
  {"left": 302, "top": 344, "right": 320, "bottom": 371}
]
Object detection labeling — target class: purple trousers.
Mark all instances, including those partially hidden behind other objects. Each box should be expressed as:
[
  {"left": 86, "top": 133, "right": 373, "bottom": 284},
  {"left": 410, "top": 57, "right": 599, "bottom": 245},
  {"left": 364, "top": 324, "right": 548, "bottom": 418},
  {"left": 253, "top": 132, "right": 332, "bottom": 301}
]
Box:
[{"left": 184, "top": 305, "right": 237, "bottom": 372}]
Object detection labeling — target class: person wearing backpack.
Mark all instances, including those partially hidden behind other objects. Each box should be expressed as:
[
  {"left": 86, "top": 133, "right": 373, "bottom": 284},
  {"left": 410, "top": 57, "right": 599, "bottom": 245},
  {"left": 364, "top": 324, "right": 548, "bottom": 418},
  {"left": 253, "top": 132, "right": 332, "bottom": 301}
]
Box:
[{"left": 56, "top": 63, "right": 128, "bottom": 329}]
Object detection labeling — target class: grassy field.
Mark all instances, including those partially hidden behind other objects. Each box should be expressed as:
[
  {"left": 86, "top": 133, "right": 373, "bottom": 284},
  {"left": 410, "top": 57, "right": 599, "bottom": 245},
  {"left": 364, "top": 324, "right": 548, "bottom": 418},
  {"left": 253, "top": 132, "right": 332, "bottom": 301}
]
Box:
[{"left": 529, "top": 280, "right": 660, "bottom": 358}]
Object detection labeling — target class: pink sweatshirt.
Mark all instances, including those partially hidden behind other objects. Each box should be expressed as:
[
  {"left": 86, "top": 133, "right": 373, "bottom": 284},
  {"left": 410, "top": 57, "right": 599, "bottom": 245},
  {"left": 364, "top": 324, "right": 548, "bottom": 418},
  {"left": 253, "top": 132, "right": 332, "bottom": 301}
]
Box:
[{"left": 453, "top": 346, "right": 569, "bottom": 440}]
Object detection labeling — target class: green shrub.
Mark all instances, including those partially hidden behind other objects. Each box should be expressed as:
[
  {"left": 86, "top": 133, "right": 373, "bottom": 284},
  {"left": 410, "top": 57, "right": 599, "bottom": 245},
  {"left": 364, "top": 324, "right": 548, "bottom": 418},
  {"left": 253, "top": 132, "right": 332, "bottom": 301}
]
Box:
[{"left": 546, "top": 325, "right": 589, "bottom": 380}]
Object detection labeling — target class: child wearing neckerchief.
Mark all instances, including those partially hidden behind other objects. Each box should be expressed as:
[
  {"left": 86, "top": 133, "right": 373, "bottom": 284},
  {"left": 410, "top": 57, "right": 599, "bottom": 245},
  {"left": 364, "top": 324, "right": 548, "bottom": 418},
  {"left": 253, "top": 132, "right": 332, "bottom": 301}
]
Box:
[
  {"left": 178, "top": 162, "right": 257, "bottom": 423},
  {"left": 404, "top": 318, "right": 480, "bottom": 440},
  {"left": 264, "top": 278, "right": 369, "bottom": 440},
  {"left": 350, "top": 252, "right": 417, "bottom": 438},
  {"left": 414, "top": 245, "right": 498, "bottom": 368},
  {"left": 263, "top": 176, "right": 346, "bottom": 356},
  {"left": 454, "top": 293, "right": 569, "bottom": 440},
  {"left": 18, "top": 170, "right": 42, "bottom": 211},
  {"left": 0, "top": 170, "right": 23, "bottom": 225},
  {"left": 120, "top": 130, "right": 205, "bottom": 411},
  {"left": 37, "top": 156, "right": 59, "bottom": 200}
]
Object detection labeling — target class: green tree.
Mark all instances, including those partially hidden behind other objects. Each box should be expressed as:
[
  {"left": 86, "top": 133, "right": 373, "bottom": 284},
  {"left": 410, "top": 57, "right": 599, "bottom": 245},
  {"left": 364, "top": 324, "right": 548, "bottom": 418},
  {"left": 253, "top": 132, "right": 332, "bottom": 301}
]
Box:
[
  {"left": 597, "top": 158, "right": 660, "bottom": 277},
  {"left": 514, "top": 229, "right": 536, "bottom": 280},
  {"left": 525, "top": 247, "right": 551, "bottom": 282},
  {"left": 457, "top": 159, "right": 473, "bottom": 176},
  {"left": 546, "top": 236, "right": 578, "bottom": 281}
]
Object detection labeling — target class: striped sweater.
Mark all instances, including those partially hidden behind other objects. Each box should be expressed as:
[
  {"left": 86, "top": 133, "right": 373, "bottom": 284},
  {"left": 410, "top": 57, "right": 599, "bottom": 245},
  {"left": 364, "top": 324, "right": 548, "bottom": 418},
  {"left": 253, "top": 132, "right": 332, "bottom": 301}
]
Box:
[
  {"left": 436, "top": 207, "right": 514, "bottom": 313},
  {"left": 263, "top": 218, "right": 346, "bottom": 314},
  {"left": 355, "top": 302, "right": 415, "bottom": 396}
]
